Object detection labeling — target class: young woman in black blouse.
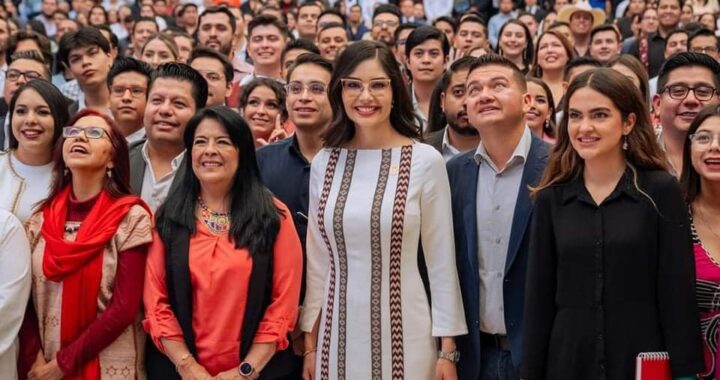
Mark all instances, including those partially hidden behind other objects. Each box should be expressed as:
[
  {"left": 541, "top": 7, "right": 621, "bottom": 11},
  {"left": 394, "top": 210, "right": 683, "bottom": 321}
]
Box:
[{"left": 521, "top": 68, "right": 703, "bottom": 380}]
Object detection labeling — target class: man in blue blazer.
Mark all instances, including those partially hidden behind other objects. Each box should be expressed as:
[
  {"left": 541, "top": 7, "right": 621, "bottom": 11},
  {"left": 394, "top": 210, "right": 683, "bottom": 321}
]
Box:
[{"left": 447, "top": 54, "right": 549, "bottom": 380}]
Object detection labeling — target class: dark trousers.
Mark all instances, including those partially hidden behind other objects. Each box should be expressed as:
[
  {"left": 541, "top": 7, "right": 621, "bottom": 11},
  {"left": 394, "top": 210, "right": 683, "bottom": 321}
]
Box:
[{"left": 479, "top": 344, "right": 520, "bottom": 380}]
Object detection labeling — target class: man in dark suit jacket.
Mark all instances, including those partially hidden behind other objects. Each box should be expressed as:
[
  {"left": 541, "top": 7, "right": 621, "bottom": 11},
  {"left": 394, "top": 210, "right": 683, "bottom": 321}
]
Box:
[{"left": 448, "top": 54, "right": 549, "bottom": 380}]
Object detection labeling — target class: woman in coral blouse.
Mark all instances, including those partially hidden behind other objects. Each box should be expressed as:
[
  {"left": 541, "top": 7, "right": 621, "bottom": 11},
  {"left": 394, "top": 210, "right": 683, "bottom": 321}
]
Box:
[{"left": 143, "top": 106, "right": 303, "bottom": 379}]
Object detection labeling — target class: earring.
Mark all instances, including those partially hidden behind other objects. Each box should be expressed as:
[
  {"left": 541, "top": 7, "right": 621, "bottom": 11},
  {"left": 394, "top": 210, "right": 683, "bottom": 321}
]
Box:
[
  {"left": 64, "top": 168, "right": 69, "bottom": 176},
  {"left": 622, "top": 135, "right": 628, "bottom": 151},
  {"left": 544, "top": 119, "right": 550, "bottom": 131},
  {"left": 106, "top": 169, "right": 112, "bottom": 179}
]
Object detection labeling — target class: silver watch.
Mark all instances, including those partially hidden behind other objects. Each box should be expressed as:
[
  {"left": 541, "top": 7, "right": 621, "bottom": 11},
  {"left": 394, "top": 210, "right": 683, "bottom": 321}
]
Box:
[{"left": 438, "top": 350, "right": 461, "bottom": 364}]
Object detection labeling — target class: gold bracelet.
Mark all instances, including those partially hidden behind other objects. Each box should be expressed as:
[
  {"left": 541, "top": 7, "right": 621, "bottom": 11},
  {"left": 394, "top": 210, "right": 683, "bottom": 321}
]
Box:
[
  {"left": 175, "top": 353, "right": 192, "bottom": 372},
  {"left": 302, "top": 349, "right": 317, "bottom": 357}
]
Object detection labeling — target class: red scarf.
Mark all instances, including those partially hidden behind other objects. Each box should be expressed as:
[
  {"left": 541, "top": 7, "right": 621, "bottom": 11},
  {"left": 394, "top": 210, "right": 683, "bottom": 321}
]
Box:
[{"left": 41, "top": 186, "right": 149, "bottom": 380}]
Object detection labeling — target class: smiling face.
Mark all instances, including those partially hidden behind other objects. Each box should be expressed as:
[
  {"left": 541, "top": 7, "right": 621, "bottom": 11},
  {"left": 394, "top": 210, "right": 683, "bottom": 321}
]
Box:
[
  {"left": 144, "top": 78, "right": 197, "bottom": 147},
  {"left": 3, "top": 59, "right": 47, "bottom": 102},
  {"left": 569, "top": 11, "right": 593, "bottom": 35},
  {"left": 653, "top": 66, "right": 719, "bottom": 134},
  {"left": 248, "top": 24, "right": 285, "bottom": 69},
  {"left": 465, "top": 64, "right": 530, "bottom": 131},
  {"left": 191, "top": 117, "right": 239, "bottom": 190},
  {"left": 536, "top": 33, "right": 569, "bottom": 72},
  {"left": 11, "top": 88, "right": 55, "bottom": 155},
  {"left": 691, "top": 116, "right": 720, "bottom": 182},
  {"left": 191, "top": 56, "right": 231, "bottom": 107},
  {"left": 341, "top": 58, "right": 393, "bottom": 131},
  {"left": 67, "top": 45, "right": 113, "bottom": 88},
  {"left": 525, "top": 81, "right": 551, "bottom": 133},
  {"left": 407, "top": 38, "right": 446, "bottom": 84},
  {"left": 590, "top": 29, "right": 620, "bottom": 63},
  {"left": 640, "top": 8, "right": 659, "bottom": 34},
  {"left": 567, "top": 87, "right": 634, "bottom": 163},
  {"left": 499, "top": 23, "right": 527, "bottom": 60},
  {"left": 242, "top": 85, "right": 281, "bottom": 142},
  {"left": 287, "top": 63, "right": 332, "bottom": 131},
  {"left": 109, "top": 71, "right": 148, "bottom": 131},
  {"left": 317, "top": 26, "right": 349, "bottom": 61},
  {"left": 63, "top": 115, "right": 115, "bottom": 174},
  {"left": 141, "top": 38, "right": 176, "bottom": 69},
  {"left": 657, "top": 0, "right": 681, "bottom": 29}
]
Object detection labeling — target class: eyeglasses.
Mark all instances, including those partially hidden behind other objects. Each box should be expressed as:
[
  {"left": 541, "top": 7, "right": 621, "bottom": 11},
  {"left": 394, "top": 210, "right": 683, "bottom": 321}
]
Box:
[
  {"left": 662, "top": 85, "right": 718, "bottom": 101},
  {"left": 689, "top": 131, "right": 720, "bottom": 148},
  {"left": 340, "top": 78, "right": 392, "bottom": 97},
  {"left": 110, "top": 85, "right": 147, "bottom": 98},
  {"left": 63, "top": 126, "right": 109, "bottom": 139},
  {"left": 6, "top": 69, "right": 42, "bottom": 82},
  {"left": 689, "top": 46, "right": 719, "bottom": 54},
  {"left": 373, "top": 20, "right": 399, "bottom": 28},
  {"left": 286, "top": 81, "right": 327, "bottom": 96}
]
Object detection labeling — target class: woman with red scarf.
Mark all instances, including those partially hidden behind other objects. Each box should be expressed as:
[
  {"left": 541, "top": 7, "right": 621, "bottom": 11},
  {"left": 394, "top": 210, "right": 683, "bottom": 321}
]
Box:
[{"left": 24, "top": 109, "right": 152, "bottom": 380}]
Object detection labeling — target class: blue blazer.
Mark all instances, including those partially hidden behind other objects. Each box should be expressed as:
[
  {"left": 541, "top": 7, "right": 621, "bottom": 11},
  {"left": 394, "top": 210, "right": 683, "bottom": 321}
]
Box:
[{"left": 447, "top": 135, "right": 549, "bottom": 379}]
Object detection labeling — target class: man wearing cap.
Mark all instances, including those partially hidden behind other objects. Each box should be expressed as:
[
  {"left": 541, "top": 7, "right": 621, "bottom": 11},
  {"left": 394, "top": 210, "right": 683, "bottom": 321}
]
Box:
[{"left": 557, "top": 0, "right": 606, "bottom": 57}]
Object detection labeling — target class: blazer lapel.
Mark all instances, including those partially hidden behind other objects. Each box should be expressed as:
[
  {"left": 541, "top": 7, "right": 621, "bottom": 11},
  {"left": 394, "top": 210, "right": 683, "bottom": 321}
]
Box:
[
  {"left": 129, "top": 143, "right": 146, "bottom": 196},
  {"left": 462, "top": 155, "right": 480, "bottom": 277},
  {"left": 505, "top": 137, "right": 548, "bottom": 274}
]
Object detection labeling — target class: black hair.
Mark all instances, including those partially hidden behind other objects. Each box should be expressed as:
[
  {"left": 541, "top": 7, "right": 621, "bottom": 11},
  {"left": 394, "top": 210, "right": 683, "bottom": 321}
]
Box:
[
  {"left": 664, "top": 28, "right": 689, "bottom": 50},
  {"left": 680, "top": 103, "right": 720, "bottom": 203},
  {"left": 281, "top": 38, "right": 321, "bottom": 65},
  {"left": 8, "top": 80, "right": 70, "bottom": 151},
  {"left": 590, "top": 24, "right": 620, "bottom": 43},
  {"left": 298, "top": 1, "right": 324, "bottom": 14},
  {"left": 197, "top": 6, "right": 237, "bottom": 35},
  {"left": 432, "top": 16, "right": 457, "bottom": 33},
  {"left": 286, "top": 52, "right": 334, "bottom": 81},
  {"left": 458, "top": 15, "right": 487, "bottom": 34},
  {"left": 25, "top": 19, "right": 47, "bottom": 35},
  {"left": 178, "top": 3, "right": 197, "bottom": 17},
  {"left": 132, "top": 16, "right": 159, "bottom": 34},
  {"left": 149, "top": 62, "right": 208, "bottom": 109},
  {"left": 468, "top": 53, "right": 527, "bottom": 91},
  {"left": 93, "top": 24, "right": 119, "bottom": 49},
  {"left": 5, "top": 31, "right": 53, "bottom": 67},
  {"left": 248, "top": 14, "right": 290, "bottom": 39},
  {"left": 318, "top": 22, "right": 351, "bottom": 41},
  {"left": 156, "top": 105, "right": 283, "bottom": 257},
  {"left": 319, "top": 9, "right": 347, "bottom": 28},
  {"left": 238, "top": 77, "right": 289, "bottom": 123},
  {"left": 58, "top": 26, "right": 110, "bottom": 67},
  {"left": 107, "top": 56, "right": 152, "bottom": 91},
  {"left": 564, "top": 56, "right": 602, "bottom": 81},
  {"left": 688, "top": 27, "right": 719, "bottom": 49},
  {"left": 324, "top": 40, "right": 420, "bottom": 147},
  {"left": 393, "top": 23, "right": 417, "bottom": 42},
  {"left": 496, "top": 19, "right": 534, "bottom": 70},
  {"left": 657, "top": 51, "right": 720, "bottom": 93},
  {"left": 7, "top": 51, "right": 51, "bottom": 79},
  {"left": 427, "top": 56, "right": 476, "bottom": 133},
  {"left": 189, "top": 46, "right": 234, "bottom": 84},
  {"left": 372, "top": 3, "right": 401, "bottom": 22},
  {"left": 405, "top": 25, "right": 450, "bottom": 58},
  {"left": 88, "top": 4, "right": 109, "bottom": 26},
  {"left": 526, "top": 77, "right": 557, "bottom": 138}
]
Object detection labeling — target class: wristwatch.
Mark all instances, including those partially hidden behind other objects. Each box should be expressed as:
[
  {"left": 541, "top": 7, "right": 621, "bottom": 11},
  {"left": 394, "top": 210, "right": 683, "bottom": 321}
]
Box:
[
  {"left": 438, "top": 350, "right": 461, "bottom": 364},
  {"left": 238, "top": 362, "right": 255, "bottom": 378}
]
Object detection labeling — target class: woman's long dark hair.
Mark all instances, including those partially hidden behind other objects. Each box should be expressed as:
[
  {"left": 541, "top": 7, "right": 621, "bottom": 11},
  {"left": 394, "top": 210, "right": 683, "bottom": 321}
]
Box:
[
  {"left": 680, "top": 104, "right": 720, "bottom": 203},
  {"left": 155, "top": 105, "right": 282, "bottom": 257},
  {"left": 324, "top": 40, "right": 421, "bottom": 147},
  {"left": 526, "top": 77, "right": 557, "bottom": 138},
  {"left": 8, "top": 80, "right": 70, "bottom": 151}
]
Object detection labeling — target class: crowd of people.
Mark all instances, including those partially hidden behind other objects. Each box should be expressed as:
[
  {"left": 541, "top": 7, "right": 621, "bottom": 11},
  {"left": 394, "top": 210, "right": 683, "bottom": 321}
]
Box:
[{"left": 0, "top": 0, "right": 718, "bottom": 379}]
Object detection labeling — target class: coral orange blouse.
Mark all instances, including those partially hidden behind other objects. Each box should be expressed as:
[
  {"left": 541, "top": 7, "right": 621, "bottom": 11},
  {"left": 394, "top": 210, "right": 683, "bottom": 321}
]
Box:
[{"left": 143, "top": 201, "right": 302, "bottom": 376}]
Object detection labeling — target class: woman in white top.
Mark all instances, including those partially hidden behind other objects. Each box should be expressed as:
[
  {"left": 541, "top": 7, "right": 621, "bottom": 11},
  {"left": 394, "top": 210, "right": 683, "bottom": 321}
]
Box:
[
  {"left": 301, "top": 40, "right": 467, "bottom": 380},
  {"left": 0, "top": 209, "right": 31, "bottom": 380},
  {"left": 0, "top": 80, "right": 70, "bottom": 222}
]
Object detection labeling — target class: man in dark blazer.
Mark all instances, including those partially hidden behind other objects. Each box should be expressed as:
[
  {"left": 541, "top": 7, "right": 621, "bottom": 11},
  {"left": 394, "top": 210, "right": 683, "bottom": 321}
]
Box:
[{"left": 448, "top": 54, "right": 549, "bottom": 380}]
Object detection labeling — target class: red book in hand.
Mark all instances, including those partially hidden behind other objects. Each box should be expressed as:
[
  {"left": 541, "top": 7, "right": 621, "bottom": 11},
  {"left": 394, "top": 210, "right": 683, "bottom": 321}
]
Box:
[{"left": 636, "top": 352, "right": 671, "bottom": 380}]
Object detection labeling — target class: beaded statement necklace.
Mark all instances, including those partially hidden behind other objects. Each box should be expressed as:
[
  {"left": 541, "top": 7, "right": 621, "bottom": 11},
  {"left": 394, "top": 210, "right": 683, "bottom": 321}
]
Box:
[{"left": 198, "top": 197, "right": 230, "bottom": 234}]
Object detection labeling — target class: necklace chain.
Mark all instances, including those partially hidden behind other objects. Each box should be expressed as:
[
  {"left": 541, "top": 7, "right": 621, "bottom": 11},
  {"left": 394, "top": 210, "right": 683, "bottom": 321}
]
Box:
[
  {"left": 198, "top": 197, "right": 230, "bottom": 234},
  {"left": 695, "top": 202, "right": 720, "bottom": 243}
]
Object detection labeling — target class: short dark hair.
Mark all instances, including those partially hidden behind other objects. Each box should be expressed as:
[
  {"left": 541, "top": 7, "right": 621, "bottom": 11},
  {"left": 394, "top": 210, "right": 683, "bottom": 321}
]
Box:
[
  {"left": 132, "top": 17, "right": 159, "bottom": 34},
  {"left": 405, "top": 25, "right": 450, "bottom": 57},
  {"left": 58, "top": 26, "right": 111, "bottom": 67},
  {"left": 394, "top": 23, "right": 417, "bottom": 42},
  {"left": 564, "top": 56, "right": 602, "bottom": 81},
  {"left": 7, "top": 51, "right": 51, "bottom": 79},
  {"left": 286, "top": 52, "right": 333, "bottom": 82},
  {"left": 198, "top": 6, "right": 237, "bottom": 34},
  {"left": 5, "top": 31, "right": 53, "bottom": 67},
  {"left": 189, "top": 46, "right": 234, "bottom": 84},
  {"left": 590, "top": 24, "right": 620, "bottom": 43},
  {"left": 281, "top": 38, "right": 321, "bottom": 66},
  {"left": 93, "top": 24, "right": 119, "bottom": 49},
  {"left": 149, "top": 63, "right": 208, "bottom": 109},
  {"left": 247, "top": 14, "right": 289, "bottom": 39},
  {"left": 178, "top": 3, "right": 197, "bottom": 17},
  {"left": 664, "top": 29, "right": 689, "bottom": 50},
  {"left": 298, "top": 1, "right": 324, "bottom": 14},
  {"left": 107, "top": 56, "right": 153, "bottom": 92},
  {"left": 657, "top": 51, "right": 720, "bottom": 92},
  {"left": 319, "top": 9, "right": 347, "bottom": 28},
  {"left": 238, "top": 77, "right": 288, "bottom": 123},
  {"left": 432, "top": 16, "right": 457, "bottom": 33},
  {"left": 468, "top": 53, "right": 527, "bottom": 91},
  {"left": 458, "top": 15, "right": 487, "bottom": 34},
  {"left": 8, "top": 80, "right": 70, "bottom": 151},
  {"left": 318, "top": 22, "right": 351, "bottom": 40},
  {"left": 372, "top": 3, "right": 401, "bottom": 22},
  {"left": 427, "top": 56, "right": 477, "bottom": 133},
  {"left": 688, "top": 28, "right": 719, "bottom": 49}
]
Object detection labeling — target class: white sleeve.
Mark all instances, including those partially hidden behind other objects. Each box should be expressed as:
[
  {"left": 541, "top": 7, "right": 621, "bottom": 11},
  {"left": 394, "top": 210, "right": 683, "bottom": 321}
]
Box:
[
  {"left": 0, "top": 210, "right": 31, "bottom": 378},
  {"left": 300, "top": 150, "right": 331, "bottom": 333},
  {"left": 419, "top": 149, "right": 469, "bottom": 337}
]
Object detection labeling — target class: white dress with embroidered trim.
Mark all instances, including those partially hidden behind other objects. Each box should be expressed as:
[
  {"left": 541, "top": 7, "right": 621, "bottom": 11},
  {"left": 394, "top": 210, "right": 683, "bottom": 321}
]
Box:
[{"left": 301, "top": 143, "right": 468, "bottom": 380}]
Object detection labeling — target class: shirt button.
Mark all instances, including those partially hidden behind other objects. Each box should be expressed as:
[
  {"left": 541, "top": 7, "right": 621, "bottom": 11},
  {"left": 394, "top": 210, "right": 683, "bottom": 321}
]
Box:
[
  {"left": 495, "top": 238, "right": 501, "bottom": 244},
  {"left": 495, "top": 205, "right": 500, "bottom": 211}
]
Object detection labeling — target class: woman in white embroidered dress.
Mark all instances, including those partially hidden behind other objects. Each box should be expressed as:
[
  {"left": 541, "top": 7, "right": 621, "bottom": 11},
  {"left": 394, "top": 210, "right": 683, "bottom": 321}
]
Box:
[{"left": 301, "top": 40, "right": 467, "bottom": 380}]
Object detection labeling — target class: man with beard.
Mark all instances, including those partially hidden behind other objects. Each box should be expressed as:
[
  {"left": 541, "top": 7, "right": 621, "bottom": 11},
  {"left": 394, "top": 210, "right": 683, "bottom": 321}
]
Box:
[
  {"left": 34, "top": 0, "right": 58, "bottom": 38},
  {"left": 426, "top": 57, "right": 479, "bottom": 161},
  {"left": 197, "top": 6, "right": 235, "bottom": 58},
  {"left": 371, "top": 4, "right": 401, "bottom": 47}
]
